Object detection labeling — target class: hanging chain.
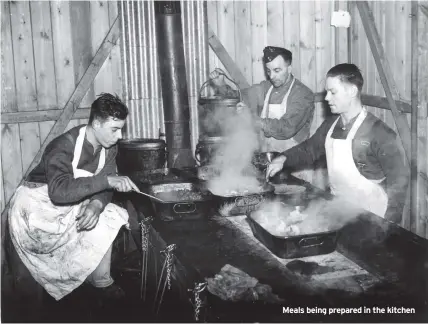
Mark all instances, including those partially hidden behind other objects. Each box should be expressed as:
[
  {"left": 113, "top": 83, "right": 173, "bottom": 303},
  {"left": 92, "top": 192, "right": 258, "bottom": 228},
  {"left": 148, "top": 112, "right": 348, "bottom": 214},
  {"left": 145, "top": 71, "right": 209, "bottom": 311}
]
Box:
[
  {"left": 160, "top": 244, "right": 176, "bottom": 290},
  {"left": 140, "top": 217, "right": 153, "bottom": 252},
  {"left": 188, "top": 282, "right": 207, "bottom": 322}
]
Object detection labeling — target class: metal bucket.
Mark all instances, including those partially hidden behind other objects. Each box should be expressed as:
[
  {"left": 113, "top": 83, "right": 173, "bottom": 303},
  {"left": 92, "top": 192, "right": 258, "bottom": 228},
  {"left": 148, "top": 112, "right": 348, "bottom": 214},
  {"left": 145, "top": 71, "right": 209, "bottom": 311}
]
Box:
[
  {"left": 117, "top": 139, "right": 167, "bottom": 174},
  {"left": 195, "top": 136, "right": 227, "bottom": 166},
  {"left": 198, "top": 69, "right": 241, "bottom": 137}
]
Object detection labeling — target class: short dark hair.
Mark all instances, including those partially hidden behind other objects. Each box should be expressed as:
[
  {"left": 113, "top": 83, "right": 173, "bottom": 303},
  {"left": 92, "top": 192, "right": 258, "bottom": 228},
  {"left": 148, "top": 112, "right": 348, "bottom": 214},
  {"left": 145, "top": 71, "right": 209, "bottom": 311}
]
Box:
[
  {"left": 326, "top": 63, "right": 364, "bottom": 92},
  {"left": 89, "top": 93, "right": 128, "bottom": 124}
]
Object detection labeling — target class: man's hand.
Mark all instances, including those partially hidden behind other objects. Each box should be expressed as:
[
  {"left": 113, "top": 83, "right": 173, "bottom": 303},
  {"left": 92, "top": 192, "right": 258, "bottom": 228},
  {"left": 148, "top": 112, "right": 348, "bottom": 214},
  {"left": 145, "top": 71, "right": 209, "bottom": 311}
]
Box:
[
  {"left": 266, "top": 155, "right": 287, "bottom": 180},
  {"left": 209, "top": 68, "right": 226, "bottom": 88},
  {"left": 76, "top": 199, "right": 103, "bottom": 232},
  {"left": 107, "top": 176, "right": 139, "bottom": 192}
]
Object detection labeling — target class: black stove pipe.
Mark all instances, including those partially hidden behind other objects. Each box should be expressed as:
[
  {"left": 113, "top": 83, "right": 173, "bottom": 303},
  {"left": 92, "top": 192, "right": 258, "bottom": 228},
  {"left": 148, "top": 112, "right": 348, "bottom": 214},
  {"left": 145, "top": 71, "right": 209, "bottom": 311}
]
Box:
[{"left": 155, "top": 1, "right": 195, "bottom": 168}]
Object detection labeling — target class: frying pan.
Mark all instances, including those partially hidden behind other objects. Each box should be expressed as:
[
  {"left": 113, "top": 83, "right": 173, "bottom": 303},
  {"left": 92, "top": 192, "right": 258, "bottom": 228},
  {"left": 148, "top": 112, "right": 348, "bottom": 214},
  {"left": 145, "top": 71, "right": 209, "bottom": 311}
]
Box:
[{"left": 207, "top": 182, "right": 275, "bottom": 216}]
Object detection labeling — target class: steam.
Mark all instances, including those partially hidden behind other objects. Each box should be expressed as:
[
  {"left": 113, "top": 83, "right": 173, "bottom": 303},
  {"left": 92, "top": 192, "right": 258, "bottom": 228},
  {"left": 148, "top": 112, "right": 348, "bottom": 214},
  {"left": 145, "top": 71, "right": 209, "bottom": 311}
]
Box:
[
  {"left": 207, "top": 107, "right": 261, "bottom": 194},
  {"left": 252, "top": 196, "right": 366, "bottom": 236}
]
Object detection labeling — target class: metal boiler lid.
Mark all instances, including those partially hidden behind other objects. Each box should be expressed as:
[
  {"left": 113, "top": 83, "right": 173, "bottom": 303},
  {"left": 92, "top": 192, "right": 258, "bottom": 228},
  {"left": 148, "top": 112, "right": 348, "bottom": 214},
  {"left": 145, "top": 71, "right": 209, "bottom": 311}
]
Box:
[{"left": 118, "top": 138, "right": 166, "bottom": 150}]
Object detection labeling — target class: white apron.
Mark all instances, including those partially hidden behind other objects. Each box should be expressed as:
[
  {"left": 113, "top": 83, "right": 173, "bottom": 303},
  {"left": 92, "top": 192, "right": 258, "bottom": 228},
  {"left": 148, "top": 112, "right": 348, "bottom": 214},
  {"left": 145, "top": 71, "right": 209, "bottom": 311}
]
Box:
[
  {"left": 260, "top": 79, "right": 311, "bottom": 182},
  {"left": 325, "top": 108, "right": 388, "bottom": 217},
  {"left": 8, "top": 126, "right": 129, "bottom": 300},
  {"left": 260, "top": 78, "right": 297, "bottom": 153}
]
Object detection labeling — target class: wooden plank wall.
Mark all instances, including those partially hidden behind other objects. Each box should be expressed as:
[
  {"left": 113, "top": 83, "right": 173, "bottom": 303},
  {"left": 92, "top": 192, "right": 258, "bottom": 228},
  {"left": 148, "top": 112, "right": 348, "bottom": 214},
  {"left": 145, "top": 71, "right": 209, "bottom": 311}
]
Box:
[
  {"left": 207, "top": 0, "right": 338, "bottom": 188},
  {"left": 349, "top": 1, "right": 428, "bottom": 237},
  {"left": 0, "top": 1, "right": 122, "bottom": 212},
  {"left": 207, "top": 0, "right": 427, "bottom": 237}
]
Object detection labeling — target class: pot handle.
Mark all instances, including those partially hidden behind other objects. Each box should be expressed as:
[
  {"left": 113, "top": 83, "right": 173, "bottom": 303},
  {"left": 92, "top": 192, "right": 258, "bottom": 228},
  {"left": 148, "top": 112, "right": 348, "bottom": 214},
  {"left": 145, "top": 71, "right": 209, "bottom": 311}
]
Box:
[
  {"left": 234, "top": 195, "right": 263, "bottom": 207},
  {"left": 298, "top": 236, "right": 325, "bottom": 248},
  {"left": 173, "top": 202, "right": 197, "bottom": 214},
  {"left": 195, "top": 146, "right": 201, "bottom": 165},
  {"left": 199, "top": 68, "right": 242, "bottom": 102}
]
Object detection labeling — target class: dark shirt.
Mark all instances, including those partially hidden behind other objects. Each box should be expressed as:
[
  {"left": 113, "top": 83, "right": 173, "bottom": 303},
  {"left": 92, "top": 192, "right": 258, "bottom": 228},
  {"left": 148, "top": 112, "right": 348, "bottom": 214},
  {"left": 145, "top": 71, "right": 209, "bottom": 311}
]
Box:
[
  {"left": 28, "top": 125, "right": 117, "bottom": 208},
  {"left": 281, "top": 111, "right": 409, "bottom": 223},
  {"left": 219, "top": 75, "right": 315, "bottom": 143}
]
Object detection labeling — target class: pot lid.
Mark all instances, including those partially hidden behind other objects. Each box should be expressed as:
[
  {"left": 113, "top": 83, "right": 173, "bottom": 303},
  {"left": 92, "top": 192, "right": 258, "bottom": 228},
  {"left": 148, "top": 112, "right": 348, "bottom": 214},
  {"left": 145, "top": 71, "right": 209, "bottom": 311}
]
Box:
[
  {"left": 198, "top": 136, "right": 227, "bottom": 144},
  {"left": 118, "top": 138, "right": 166, "bottom": 150}
]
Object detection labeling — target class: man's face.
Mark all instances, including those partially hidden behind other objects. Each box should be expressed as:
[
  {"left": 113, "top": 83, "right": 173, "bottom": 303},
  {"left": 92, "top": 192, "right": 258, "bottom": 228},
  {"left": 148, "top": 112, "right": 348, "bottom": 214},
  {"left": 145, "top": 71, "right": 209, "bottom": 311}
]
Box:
[
  {"left": 265, "top": 55, "right": 291, "bottom": 88},
  {"left": 93, "top": 117, "right": 126, "bottom": 148},
  {"left": 324, "top": 76, "right": 355, "bottom": 114}
]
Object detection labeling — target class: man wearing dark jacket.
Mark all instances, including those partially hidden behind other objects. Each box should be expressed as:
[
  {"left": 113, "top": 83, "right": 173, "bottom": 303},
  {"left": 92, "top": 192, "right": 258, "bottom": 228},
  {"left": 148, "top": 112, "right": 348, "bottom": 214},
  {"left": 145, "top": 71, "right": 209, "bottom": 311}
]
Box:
[
  {"left": 210, "top": 46, "right": 315, "bottom": 154},
  {"left": 9, "top": 93, "right": 139, "bottom": 301},
  {"left": 267, "top": 64, "right": 409, "bottom": 224}
]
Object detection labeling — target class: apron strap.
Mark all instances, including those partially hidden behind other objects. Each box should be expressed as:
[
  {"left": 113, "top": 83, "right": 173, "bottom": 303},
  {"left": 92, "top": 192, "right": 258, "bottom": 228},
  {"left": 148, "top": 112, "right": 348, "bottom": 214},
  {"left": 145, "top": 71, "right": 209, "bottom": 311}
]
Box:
[
  {"left": 72, "top": 126, "right": 87, "bottom": 171},
  {"left": 72, "top": 126, "right": 106, "bottom": 176}
]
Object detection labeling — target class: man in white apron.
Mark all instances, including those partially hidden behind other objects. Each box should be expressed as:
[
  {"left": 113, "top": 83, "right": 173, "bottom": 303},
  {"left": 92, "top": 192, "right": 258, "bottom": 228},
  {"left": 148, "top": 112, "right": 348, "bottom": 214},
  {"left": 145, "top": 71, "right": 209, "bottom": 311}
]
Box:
[
  {"left": 266, "top": 64, "right": 409, "bottom": 223},
  {"left": 8, "top": 93, "right": 140, "bottom": 301},
  {"left": 209, "top": 46, "right": 315, "bottom": 181}
]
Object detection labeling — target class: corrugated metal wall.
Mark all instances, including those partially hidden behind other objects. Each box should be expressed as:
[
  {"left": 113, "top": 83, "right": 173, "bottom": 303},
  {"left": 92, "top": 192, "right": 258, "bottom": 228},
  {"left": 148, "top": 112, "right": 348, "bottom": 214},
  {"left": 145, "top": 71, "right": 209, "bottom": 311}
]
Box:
[{"left": 119, "top": 0, "right": 209, "bottom": 153}]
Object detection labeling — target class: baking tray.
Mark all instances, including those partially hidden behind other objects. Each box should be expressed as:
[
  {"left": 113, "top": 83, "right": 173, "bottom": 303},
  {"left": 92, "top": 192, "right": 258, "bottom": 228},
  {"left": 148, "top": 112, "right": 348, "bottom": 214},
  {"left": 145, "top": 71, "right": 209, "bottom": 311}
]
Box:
[
  {"left": 246, "top": 210, "right": 339, "bottom": 259},
  {"left": 147, "top": 182, "right": 219, "bottom": 221}
]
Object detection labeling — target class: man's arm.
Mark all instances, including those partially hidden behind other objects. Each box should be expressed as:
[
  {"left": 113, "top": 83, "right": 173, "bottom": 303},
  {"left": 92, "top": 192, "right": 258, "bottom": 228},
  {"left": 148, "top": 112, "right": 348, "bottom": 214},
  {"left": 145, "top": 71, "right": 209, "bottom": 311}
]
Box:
[
  {"left": 261, "top": 90, "right": 315, "bottom": 140},
  {"left": 372, "top": 126, "right": 409, "bottom": 223},
  {"left": 281, "top": 118, "right": 333, "bottom": 170},
  {"left": 241, "top": 82, "right": 268, "bottom": 116},
  {"left": 44, "top": 137, "right": 111, "bottom": 205}
]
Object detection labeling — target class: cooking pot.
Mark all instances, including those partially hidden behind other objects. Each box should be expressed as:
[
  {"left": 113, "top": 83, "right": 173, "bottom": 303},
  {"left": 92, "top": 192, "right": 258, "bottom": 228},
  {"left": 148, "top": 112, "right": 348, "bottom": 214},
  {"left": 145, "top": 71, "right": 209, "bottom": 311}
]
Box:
[
  {"left": 117, "top": 138, "right": 167, "bottom": 174},
  {"left": 198, "top": 69, "right": 241, "bottom": 138}
]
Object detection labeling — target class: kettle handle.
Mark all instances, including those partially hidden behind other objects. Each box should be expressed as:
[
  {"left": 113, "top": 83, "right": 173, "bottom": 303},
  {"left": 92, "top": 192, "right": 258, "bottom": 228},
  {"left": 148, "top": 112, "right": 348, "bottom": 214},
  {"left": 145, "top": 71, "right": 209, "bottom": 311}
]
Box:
[
  {"left": 199, "top": 68, "right": 242, "bottom": 102},
  {"left": 194, "top": 146, "right": 202, "bottom": 165}
]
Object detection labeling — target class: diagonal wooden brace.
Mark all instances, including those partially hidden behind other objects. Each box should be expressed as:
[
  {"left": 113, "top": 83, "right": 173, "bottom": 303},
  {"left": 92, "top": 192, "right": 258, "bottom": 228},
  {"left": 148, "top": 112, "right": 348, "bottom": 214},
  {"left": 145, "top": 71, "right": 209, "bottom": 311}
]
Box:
[{"left": 356, "top": 1, "right": 412, "bottom": 164}]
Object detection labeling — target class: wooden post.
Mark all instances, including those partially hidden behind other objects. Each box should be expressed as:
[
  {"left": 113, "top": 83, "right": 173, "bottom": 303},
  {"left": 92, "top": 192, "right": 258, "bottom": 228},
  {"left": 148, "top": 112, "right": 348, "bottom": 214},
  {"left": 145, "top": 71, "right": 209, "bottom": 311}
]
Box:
[
  {"left": 356, "top": 1, "right": 412, "bottom": 164},
  {"left": 347, "top": 1, "right": 353, "bottom": 64},
  {"left": 207, "top": 26, "right": 250, "bottom": 89},
  {"left": 410, "top": 1, "right": 419, "bottom": 234},
  {"left": 1, "top": 15, "right": 121, "bottom": 267},
  {"left": 334, "top": 0, "right": 349, "bottom": 64}
]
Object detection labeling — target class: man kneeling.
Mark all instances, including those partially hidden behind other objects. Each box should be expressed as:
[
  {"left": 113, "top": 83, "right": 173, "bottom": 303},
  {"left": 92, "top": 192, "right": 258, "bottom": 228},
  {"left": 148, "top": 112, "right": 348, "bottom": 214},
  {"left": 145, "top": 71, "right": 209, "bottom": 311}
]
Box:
[{"left": 8, "top": 93, "right": 139, "bottom": 301}]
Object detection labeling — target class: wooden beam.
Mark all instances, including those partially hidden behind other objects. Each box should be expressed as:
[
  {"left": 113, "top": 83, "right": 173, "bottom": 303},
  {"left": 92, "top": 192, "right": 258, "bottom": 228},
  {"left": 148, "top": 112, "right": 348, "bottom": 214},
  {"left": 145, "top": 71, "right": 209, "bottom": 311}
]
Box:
[
  {"left": 1, "top": 108, "right": 90, "bottom": 124},
  {"left": 347, "top": 1, "right": 353, "bottom": 64},
  {"left": 356, "top": 1, "right": 412, "bottom": 164},
  {"left": 420, "top": 4, "right": 428, "bottom": 18},
  {"left": 1, "top": 93, "right": 412, "bottom": 124},
  {"left": 314, "top": 93, "right": 411, "bottom": 113},
  {"left": 410, "top": 1, "right": 419, "bottom": 234},
  {"left": 1, "top": 15, "right": 121, "bottom": 247},
  {"left": 207, "top": 26, "right": 250, "bottom": 89}
]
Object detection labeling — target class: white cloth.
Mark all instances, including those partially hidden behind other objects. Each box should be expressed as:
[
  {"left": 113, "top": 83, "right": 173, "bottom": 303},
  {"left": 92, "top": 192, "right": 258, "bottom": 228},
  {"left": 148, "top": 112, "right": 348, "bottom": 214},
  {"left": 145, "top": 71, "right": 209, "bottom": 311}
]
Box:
[
  {"left": 8, "top": 126, "right": 129, "bottom": 300},
  {"left": 260, "top": 79, "right": 311, "bottom": 182},
  {"left": 325, "top": 108, "right": 388, "bottom": 217},
  {"left": 260, "top": 78, "right": 296, "bottom": 153}
]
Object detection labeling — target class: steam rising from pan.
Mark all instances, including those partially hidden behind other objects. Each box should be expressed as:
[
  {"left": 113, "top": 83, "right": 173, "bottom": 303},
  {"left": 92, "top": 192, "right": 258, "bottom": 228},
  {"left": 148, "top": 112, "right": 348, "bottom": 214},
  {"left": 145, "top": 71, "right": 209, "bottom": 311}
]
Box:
[
  {"left": 253, "top": 196, "right": 367, "bottom": 236},
  {"left": 207, "top": 107, "right": 261, "bottom": 194}
]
